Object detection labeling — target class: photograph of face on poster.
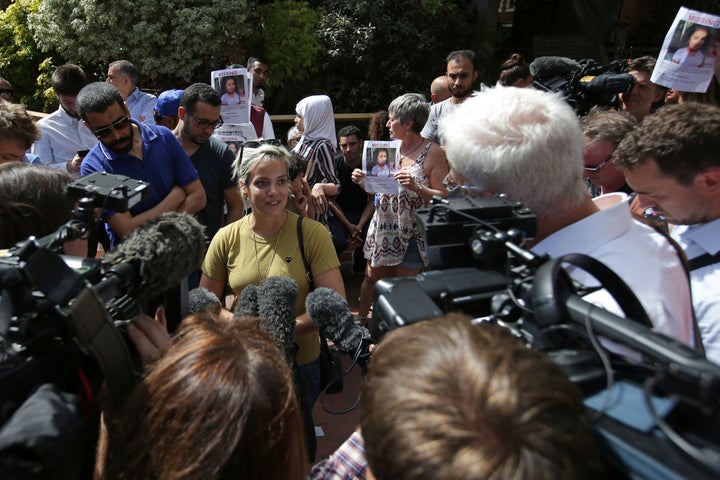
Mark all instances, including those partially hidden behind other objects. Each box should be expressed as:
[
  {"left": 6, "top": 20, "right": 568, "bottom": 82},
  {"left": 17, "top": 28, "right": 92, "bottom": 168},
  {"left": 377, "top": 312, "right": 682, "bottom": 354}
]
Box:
[
  {"left": 211, "top": 68, "right": 251, "bottom": 124},
  {"left": 362, "top": 140, "right": 401, "bottom": 194}
]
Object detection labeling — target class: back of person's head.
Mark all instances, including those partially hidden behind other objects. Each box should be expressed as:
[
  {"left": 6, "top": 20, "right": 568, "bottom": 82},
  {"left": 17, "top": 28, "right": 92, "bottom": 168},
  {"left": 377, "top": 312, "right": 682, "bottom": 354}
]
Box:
[
  {"left": 439, "top": 87, "right": 586, "bottom": 218},
  {"left": 109, "top": 59, "right": 139, "bottom": 86},
  {"left": 581, "top": 106, "right": 637, "bottom": 146},
  {"left": 0, "top": 163, "right": 74, "bottom": 248},
  {"left": 368, "top": 110, "right": 390, "bottom": 141},
  {"left": 0, "top": 101, "right": 40, "bottom": 150},
  {"left": 234, "top": 143, "right": 292, "bottom": 186},
  {"left": 180, "top": 83, "right": 222, "bottom": 113},
  {"left": 614, "top": 102, "right": 720, "bottom": 185},
  {"left": 295, "top": 95, "right": 336, "bottom": 145},
  {"left": 388, "top": 93, "right": 429, "bottom": 134},
  {"left": 77, "top": 82, "right": 125, "bottom": 120},
  {"left": 337, "top": 125, "right": 362, "bottom": 140},
  {"left": 51, "top": 64, "right": 87, "bottom": 96},
  {"left": 447, "top": 49, "right": 477, "bottom": 69},
  {"left": 626, "top": 55, "right": 656, "bottom": 75},
  {"left": 498, "top": 53, "right": 532, "bottom": 87},
  {"left": 104, "top": 314, "right": 307, "bottom": 480},
  {"left": 288, "top": 151, "right": 308, "bottom": 180},
  {"left": 360, "top": 314, "right": 599, "bottom": 480}
]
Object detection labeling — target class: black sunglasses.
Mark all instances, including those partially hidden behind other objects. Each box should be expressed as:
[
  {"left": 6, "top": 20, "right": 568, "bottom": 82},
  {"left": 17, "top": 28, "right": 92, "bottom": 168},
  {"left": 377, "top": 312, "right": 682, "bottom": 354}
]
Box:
[
  {"left": 237, "top": 138, "right": 283, "bottom": 161},
  {"left": 0, "top": 89, "right": 13, "bottom": 96},
  {"left": 92, "top": 116, "right": 131, "bottom": 139}
]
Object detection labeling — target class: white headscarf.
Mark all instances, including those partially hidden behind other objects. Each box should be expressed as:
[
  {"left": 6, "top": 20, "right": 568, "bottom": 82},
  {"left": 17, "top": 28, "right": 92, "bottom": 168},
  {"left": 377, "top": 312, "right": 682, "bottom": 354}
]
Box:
[{"left": 294, "top": 95, "right": 337, "bottom": 150}]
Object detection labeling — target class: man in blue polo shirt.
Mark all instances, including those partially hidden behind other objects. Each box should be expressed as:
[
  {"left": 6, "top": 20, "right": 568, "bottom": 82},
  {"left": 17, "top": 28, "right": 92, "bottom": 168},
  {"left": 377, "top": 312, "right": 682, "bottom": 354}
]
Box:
[{"left": 78, "top": 82, "right": 206, "bottom": 247}]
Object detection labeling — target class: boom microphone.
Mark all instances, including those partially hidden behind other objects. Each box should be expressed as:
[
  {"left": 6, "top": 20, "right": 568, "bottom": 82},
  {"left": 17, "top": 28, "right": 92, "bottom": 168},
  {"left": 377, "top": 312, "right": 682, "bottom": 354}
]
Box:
[
  {"left": 305, "top": 288, "right": 373, "bottom": 370},
  {"left": 188, "top": 287, "right": 222, "bottom": 315},
  {"left": 529, "top": 56, "right": 581, "bottom": 81},
  {"left": 100, "top": 212, "right": 206, "bottom": 301}
]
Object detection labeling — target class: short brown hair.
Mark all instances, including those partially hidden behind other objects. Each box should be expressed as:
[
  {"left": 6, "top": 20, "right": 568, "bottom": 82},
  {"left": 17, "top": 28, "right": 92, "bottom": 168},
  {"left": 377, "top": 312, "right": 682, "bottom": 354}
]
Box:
[
  {"left": 581, "top": 106, "right": 637, "bottom": 146},
  {"left": 0, "top": 101, "right": 40, "bottom": 149},
  {"left": 361, "top": 314, "right": 599, "bottom": 480},
  {"left": 613, "top": 102, "right": 720, "bottom": 185}
]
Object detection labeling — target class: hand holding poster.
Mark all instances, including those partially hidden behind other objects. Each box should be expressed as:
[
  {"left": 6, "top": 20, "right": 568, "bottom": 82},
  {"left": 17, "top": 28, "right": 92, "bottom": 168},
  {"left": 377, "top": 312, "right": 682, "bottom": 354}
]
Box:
[
  {"left": 362, "top": 140, "right": 401, "bottom": 195},
  {"left": 652, "top": 7, "right": 720, "bottom": 93}
]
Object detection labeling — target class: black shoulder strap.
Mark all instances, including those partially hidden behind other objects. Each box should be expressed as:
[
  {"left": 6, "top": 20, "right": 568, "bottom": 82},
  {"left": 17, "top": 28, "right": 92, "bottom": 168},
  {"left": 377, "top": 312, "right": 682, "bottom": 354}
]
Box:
[
  {"left": 297, "top": 216, "right": 315, "bottom": 289},
  {"left": 689, "top": 252, "right": 720, "bottom": 271}
]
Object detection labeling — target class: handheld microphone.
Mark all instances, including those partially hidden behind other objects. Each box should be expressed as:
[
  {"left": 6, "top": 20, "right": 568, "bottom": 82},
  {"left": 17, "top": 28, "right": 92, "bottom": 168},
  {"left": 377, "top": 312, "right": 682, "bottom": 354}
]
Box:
[
  {"left": 257, "top": 276, "right": 298, "bottom": 363},
  {"left": 188, "top": 287, "right": 222, "bottom": 315},
  {"left": 234, "top": 283, "right": 258, "bottom": 319},
  {"left": 305, "top": 287, "right": 373, "bottom": 371}
]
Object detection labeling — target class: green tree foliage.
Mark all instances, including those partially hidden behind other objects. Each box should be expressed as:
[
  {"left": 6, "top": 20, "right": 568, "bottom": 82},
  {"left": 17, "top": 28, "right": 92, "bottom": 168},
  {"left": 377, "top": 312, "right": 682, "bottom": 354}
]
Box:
[
  {"left": 29, "top": 0, "right": 252, "bottom": 88},
  {"left": 249, "top": 0, "right": 324, "bottom": 112},
  {"left": 0, "top": 0, "right": 54, "bottom": 109},
  {"left": 316, "top": 0, "right": 477, "bottom": 112}
]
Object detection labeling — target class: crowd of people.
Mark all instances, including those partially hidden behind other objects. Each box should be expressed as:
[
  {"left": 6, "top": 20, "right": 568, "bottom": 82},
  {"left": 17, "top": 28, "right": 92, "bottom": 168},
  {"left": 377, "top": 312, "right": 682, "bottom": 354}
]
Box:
[{"left": 1, "top": 43, "right": 720, "bottom": 478}]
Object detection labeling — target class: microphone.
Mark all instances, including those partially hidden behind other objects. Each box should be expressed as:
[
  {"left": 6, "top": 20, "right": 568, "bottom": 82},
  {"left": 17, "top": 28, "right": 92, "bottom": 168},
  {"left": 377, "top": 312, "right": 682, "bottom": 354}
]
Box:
[
  {"left": 188, "top": 287, "right": 222, "bottom": 315},
  {"left": 100, "top": 212, "right": 206, "bottom": 301},
  {"left": 234, "top": 283, "right": 258, "bottom": 319},
  {"left": 257, "top": 276, "right": 298, "bottom": 363},
  {"left": 305, "top": 287, "right": 373, "bottom": 371},
  {"left": 529, "top": 56, "right": 581, "bottom": 81}
]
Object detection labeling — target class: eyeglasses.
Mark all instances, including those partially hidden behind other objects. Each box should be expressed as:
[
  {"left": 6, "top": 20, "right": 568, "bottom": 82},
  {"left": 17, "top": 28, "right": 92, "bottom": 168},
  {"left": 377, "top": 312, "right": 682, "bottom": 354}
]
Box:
[
  {"left": 190, "top": 112, "right": 224, "bottom": 130},
  {"left": 237, "top": 138, "right": 284, "bottom": 162},
  {"left": 92, "top": 116, "right": 131, "bottom": 139},
  {"left": 0, "top": 89, "right": 14, "bottom": 97},
  {"left": 583, "top": 153, "right": 613, "bottom": 172}
]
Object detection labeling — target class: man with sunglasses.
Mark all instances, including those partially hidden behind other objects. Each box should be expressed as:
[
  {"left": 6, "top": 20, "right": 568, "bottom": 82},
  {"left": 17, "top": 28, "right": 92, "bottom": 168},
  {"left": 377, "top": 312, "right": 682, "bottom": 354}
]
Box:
[
  {"left": 78, "top": 82, "right": 206, "bottom": 247},
  {"left": 580, "top": 107, "right": 637, "bottom": 197},
  {"left": 173, "top": 83, "right": 243, "bottom": 243}
]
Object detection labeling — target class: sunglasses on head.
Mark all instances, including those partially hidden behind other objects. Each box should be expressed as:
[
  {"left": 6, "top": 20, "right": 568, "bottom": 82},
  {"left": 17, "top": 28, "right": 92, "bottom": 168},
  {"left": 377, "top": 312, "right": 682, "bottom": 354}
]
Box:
[
  {"left": 92, "top": 116, "right": 131, "bottom": 139},
  {"left": 236, "top": 138, "right": 284, "bottom": 163},
  {"left": 0, "top": 89, "right": 13, "bottom": 96}
]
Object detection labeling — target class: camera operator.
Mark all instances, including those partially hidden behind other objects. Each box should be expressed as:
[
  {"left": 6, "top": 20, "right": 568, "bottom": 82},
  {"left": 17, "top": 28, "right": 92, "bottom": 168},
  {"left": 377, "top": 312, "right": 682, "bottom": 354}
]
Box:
[
  {"left": 438, "top": 86, "right": 695, "bottom": 349},
  {"left": 618, "top": 56, "right": 665, "bottom": 122},
  {"left": 614, "top": 102, "right": 720, "bottom": 364},
  {"left": 0, "top": 162, "right": 85, "bottom": 256}
]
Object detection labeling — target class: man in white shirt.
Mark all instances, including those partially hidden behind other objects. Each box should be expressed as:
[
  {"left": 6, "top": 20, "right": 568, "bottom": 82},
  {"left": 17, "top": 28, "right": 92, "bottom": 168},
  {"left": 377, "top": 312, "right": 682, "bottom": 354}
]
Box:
[
  {"left": 438, "top": 86, "right": 694, "bottom": 349},
  {"left": 614, "top": 102, "right": 720, "bottom": 363},
  {"left": 31, "top": 64, "right": 98, "bottom": 175},
  {"left": 106, "top": 60, "right": 157, "bottom": 124}
]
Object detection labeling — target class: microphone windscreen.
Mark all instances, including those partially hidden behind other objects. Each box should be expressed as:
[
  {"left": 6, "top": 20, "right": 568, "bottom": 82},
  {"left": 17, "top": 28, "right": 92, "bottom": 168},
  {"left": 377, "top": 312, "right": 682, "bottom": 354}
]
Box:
[
  {"left": 306, "top": 287, "right": 370, "bottom": 354},
  {"left": 530, "top": 56, "right": 581, "bottom": 81},
  {"left": 257, "top": 276, "right": 298, "bottom": 362},
  {"left": 234, "top": 284, "right": 258, "bottom": 319},
  {"left": 188, "top": 287, "right": 222, "bottom": 314},
  {"left": 101, "top": 212, "right": 205, "bottom": 300}
]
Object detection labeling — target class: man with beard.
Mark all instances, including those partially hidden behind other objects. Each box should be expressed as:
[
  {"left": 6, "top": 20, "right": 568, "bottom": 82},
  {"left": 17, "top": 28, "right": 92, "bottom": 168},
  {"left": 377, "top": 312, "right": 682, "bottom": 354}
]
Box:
[
  {"left": 247, "top": 56, "right": 269, "bottom": 107},
  {"left": 421, "top": 50, "right": 479, "bottom": 144},
  {"left": 31, "top": 64, "right": 98, "bottom": 175},
  {"left": 173, "top": 83, "right": 243, "bottom": 243},
  {"left": 78, "top": 82, "right": 206, "bottom": 247},
  {"left": 614, "top": 102, "right": 720, "bottom": 363}
]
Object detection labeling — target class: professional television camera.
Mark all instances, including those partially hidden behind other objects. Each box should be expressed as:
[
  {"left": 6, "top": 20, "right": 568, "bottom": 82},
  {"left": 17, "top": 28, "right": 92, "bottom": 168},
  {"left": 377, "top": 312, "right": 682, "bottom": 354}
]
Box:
[
  {"left": 370, "top": 195, "right": 720, "bottom": 478},
  {"left": 530, "top": 56, "right": 636, "bottom": 115}
]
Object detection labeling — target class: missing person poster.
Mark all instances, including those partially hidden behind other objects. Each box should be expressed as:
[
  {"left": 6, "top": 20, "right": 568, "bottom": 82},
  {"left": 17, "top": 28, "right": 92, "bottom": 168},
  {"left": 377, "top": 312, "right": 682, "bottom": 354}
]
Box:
[
  {"left": 211, "top": 68, "right": 252, "bottom": 124},
  {"left": 362, "top": 140, "right": 401, "bottom": 195},
  {"left": 651, "top": 7, "right": 720, "bottom": 93}
]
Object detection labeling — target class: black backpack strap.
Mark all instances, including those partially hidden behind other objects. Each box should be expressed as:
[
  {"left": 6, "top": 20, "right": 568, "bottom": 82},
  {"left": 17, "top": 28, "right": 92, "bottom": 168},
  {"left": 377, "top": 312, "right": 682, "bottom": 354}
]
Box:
[
  {"left": 297, "top": 216, "right": 315, "bottom": 290},
  {"left": 689, "top": 252, "right": 720, "bottom": 271}
]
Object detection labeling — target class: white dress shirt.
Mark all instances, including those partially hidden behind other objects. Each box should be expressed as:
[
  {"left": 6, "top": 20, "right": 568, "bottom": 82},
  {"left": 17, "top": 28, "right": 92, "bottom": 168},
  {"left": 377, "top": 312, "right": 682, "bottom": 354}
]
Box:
[
  {"left": 672, "top": 220, "right": 720, "bottom": 364},
  {"left": 533, "top": 192, "right": 694, "bottom": 347},
  {"left": 31, "top": 107, "right": 98, "bottom": 173}
]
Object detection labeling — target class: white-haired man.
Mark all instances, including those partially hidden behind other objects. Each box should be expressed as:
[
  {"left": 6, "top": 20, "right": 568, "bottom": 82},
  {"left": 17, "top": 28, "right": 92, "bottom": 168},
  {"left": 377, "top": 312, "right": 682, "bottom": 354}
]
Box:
[{"left": 438, "top": 86, "right": 694, "bottom": 348}]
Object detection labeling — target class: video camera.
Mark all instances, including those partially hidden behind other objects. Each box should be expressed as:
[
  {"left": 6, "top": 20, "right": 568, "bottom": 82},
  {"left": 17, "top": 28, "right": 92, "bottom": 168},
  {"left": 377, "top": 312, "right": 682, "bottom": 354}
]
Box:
[
  {"left": 530, "top": 57, "right": 636, "bottom": 115},
  {"left": 369, "top": 195, "right": 720, "bottom": 477}
]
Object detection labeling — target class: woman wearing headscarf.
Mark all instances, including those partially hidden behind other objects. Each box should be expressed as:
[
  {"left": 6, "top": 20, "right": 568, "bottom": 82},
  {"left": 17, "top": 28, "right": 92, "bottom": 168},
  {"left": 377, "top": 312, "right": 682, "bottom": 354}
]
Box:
[{"left": 293, "top": 95, "right": 340, "bottom": 226}]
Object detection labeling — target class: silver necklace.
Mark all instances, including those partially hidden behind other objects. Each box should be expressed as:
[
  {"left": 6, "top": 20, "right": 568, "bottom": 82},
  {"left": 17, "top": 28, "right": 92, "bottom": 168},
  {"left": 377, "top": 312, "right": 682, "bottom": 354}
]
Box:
[{"left": 252, "top": 222, "right": 282, "bottom": 282}]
